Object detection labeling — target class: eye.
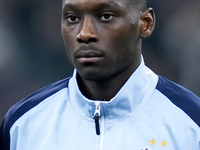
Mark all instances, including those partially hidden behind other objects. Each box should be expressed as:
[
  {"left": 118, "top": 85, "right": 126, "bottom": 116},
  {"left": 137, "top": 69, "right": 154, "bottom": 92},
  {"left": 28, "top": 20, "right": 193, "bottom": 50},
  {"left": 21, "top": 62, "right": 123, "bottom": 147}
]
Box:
[
  {"left": 98, "top": 13, "right": 115, "bottom": 22},
  {"left": 65, "top": 14, "right": 80, "bottom": 23}
]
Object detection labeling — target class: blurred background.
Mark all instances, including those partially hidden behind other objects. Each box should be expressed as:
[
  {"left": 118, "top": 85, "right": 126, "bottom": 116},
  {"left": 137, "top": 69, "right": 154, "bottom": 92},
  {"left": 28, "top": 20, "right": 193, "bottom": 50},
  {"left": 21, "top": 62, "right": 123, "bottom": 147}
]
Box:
[{"left": 0, "top": 0, "right": 200, "bottom": 121}]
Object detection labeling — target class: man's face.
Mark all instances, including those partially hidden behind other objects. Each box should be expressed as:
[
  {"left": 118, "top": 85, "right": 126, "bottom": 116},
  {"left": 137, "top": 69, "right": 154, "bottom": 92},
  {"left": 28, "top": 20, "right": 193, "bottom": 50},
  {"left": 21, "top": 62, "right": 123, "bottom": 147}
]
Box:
[{"left": 61, "top": 0, "right": 142, "bottom": 81}]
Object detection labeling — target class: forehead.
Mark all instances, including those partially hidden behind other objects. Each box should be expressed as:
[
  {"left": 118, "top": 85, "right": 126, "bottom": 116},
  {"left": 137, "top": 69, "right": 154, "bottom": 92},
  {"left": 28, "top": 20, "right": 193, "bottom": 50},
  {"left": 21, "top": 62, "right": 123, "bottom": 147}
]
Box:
[{"left": 62, "top": 0, "right": 133, "bottom": 10}]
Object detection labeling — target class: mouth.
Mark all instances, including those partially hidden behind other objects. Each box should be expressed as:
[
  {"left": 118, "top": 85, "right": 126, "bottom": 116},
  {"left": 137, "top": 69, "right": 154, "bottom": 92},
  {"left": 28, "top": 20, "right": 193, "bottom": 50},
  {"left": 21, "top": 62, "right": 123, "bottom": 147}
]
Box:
[{"left": 76, "top": 50, "right": 103, "bottom": 63}]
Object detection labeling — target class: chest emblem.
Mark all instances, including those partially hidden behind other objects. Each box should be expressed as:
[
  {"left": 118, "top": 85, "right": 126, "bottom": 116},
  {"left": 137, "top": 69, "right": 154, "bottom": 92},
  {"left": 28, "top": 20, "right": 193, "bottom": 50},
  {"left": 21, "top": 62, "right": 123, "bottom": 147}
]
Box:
[
  {"left": 150, "top": 139, "right": 156, "bottom": 146},
  {"left": 140, "top": 139, "right": 167, "bottom": 150},
  {"left": 149, "top": 138, "right": 167, "bottom": 147},
  {"left": 161, "top": 140, "right": 167, "bottom": 147}
]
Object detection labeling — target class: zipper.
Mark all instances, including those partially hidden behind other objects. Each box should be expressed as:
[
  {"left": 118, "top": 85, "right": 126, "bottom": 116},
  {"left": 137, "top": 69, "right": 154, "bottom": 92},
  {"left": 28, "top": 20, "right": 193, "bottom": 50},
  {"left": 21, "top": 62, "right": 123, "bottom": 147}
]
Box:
[{"left": 93, "top": 102, "right": 101, "bottom": 135}]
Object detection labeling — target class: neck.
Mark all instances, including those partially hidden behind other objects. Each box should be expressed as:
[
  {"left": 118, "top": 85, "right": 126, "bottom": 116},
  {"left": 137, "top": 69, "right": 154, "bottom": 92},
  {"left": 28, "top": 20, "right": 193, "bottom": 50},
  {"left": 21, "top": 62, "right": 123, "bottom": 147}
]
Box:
[
  {"left": 77, "top": 74, "right": 128, "bottom": 101},
  {"left": 77, "top": 57, "right": 141, "bottom": 101}
]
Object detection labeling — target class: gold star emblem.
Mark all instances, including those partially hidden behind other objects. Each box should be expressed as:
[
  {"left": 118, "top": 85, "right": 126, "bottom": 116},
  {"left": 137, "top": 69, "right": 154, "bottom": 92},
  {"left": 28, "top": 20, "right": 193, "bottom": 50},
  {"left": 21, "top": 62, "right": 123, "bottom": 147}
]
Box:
[
  {"left": 161, "top": 140, "right": 167, "bottom": 147},
  {"left": 150, "top": 139, "right": 156, "bottom": 145}
]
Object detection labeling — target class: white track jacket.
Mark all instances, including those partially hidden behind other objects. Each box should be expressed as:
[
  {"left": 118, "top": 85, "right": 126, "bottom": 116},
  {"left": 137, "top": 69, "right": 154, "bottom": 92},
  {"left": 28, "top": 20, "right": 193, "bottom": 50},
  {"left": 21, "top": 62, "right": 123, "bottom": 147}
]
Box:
[{"left": 1, "top": 59, "right": 200, "bottom": 150}]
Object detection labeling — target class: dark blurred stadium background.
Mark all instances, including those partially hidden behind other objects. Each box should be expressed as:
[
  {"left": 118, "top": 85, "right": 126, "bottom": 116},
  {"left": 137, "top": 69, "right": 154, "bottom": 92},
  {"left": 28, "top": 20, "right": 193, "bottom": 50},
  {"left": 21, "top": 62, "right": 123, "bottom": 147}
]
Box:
[{"left": 0, "top": 0, "right": 200, "bottom": 121}]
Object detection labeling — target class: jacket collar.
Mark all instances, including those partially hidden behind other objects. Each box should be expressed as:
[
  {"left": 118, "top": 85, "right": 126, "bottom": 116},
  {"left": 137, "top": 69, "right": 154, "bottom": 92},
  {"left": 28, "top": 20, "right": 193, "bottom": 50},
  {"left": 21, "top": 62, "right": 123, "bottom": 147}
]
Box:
[{"left": 68, "top": 56, "right": 158, "bottom": 123}]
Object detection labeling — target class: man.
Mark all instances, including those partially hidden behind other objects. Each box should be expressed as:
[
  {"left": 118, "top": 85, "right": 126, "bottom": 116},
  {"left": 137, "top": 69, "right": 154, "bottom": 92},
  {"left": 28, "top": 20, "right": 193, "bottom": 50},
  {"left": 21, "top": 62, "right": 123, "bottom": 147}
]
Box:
[{"left": 0, "top": 0, "right": 200, "bottom": 149}]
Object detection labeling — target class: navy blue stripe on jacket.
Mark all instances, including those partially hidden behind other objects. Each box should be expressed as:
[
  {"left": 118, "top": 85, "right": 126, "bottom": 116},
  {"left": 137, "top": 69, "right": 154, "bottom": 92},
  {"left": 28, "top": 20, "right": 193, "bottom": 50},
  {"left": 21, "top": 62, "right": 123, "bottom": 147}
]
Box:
[{"left": 156, "top": 76, "right": 200, "bottom": 127}]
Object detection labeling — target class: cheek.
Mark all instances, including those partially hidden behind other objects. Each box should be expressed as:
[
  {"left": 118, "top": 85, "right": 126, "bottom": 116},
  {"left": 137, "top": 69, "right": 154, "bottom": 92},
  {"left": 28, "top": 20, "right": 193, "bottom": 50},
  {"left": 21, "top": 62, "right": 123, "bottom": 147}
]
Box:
[
  {"left": 62, "top": 28, "right": 76, "bottom": 64},
  {"left": 108, "top": 21, "right": 139, "bottom": 43},
  {"left": 62, "top": 26, "right": 77, "bottom": 49},
  {"left": 107, "top": 27, "right": 138, "bottom": 52},
  {"left": 62, "top": 23, "right": 79, "bottom": 45},
  {"left": 62, "top": 29, "right": 74, "bottom": 46},
  {"left": 105, "top": 25, "right": 140, "bottom": 64}
]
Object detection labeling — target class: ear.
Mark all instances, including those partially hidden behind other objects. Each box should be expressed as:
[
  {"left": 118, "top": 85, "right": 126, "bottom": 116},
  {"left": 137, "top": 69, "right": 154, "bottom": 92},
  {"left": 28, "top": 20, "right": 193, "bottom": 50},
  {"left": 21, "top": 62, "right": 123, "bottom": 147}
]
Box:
[{"left": 139, "top": 8, "right": 156, "bottom": 38}]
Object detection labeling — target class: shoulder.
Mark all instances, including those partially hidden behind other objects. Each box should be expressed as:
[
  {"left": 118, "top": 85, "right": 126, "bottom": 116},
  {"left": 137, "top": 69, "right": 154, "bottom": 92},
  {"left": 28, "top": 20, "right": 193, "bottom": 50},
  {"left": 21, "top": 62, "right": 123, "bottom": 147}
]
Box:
[
  {"left": 0, "top": 77, "right": 71, "bottom": 149},
  {"left": 6, "top": 77, "right": 71, "bottom": 125},
  {"left": 156, "top": 75, "right": 200, "bottom": 127}
]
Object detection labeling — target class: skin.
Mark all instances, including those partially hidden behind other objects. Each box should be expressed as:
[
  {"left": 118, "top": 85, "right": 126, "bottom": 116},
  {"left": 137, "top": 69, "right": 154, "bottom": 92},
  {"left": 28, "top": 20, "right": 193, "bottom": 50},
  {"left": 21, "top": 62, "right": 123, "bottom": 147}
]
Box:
[{"left": 61, "top": 0, "right": 155, "bottom": 100}]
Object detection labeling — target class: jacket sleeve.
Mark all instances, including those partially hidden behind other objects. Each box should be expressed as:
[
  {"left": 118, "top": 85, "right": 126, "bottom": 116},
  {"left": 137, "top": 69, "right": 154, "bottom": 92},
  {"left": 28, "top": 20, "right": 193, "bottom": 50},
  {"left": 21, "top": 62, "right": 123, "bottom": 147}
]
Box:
[{"left": 0, "top": 117, "right": 11, "bottom": 150}]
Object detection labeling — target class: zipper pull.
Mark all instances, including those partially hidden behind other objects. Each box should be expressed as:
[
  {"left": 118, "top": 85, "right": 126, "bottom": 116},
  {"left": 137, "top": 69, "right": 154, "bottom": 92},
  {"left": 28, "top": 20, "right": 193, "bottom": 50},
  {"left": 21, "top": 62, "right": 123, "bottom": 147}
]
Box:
[{"left": 93, "top": 102, "right": 101, "bottom": 135}]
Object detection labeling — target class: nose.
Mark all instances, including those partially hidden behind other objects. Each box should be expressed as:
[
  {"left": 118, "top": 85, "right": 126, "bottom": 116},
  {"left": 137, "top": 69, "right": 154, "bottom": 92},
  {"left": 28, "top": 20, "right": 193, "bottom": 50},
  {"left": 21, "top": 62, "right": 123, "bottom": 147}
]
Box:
[{"left": 76, "top": 16, "right": 98, "bottom": 44}]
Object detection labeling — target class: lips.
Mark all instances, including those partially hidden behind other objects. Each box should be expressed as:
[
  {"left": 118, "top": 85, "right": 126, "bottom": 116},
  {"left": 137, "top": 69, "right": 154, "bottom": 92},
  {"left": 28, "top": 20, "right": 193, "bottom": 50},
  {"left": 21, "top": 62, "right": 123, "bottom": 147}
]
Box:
[{"left": 76, "top": 50, "right": 103, "bottom": 63}]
